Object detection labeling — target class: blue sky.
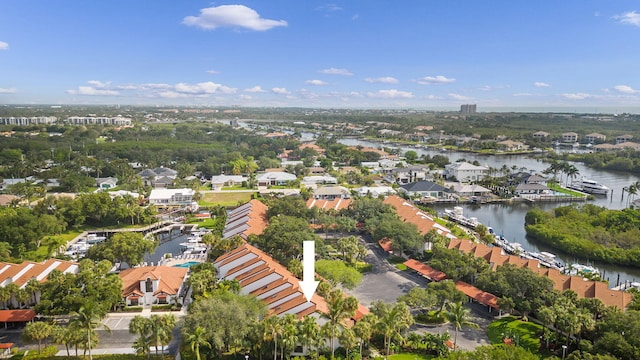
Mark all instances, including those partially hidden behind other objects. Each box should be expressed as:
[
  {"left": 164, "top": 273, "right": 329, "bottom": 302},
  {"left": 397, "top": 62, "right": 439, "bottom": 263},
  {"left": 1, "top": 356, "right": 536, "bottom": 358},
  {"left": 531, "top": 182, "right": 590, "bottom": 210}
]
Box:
[{"left": 1, "top": 1, "right": 639, "bottom": 110}]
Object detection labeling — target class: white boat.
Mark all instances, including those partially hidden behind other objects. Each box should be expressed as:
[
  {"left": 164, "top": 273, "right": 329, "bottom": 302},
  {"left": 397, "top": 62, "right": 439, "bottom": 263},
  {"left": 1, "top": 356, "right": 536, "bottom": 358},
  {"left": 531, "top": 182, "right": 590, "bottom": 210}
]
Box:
[
  {"left": 563, "top": 263, "right": 601, "bottom": 279},
  {"left": 568, "top": 178, "right": 610, "bottom": 195}
]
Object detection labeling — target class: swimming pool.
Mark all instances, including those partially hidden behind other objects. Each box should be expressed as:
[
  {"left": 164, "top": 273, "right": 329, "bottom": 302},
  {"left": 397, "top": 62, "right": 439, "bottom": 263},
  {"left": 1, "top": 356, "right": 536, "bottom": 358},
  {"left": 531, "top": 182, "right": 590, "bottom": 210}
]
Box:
[{"left": 173, "top": 261, "right": 201, "bottom": 268}]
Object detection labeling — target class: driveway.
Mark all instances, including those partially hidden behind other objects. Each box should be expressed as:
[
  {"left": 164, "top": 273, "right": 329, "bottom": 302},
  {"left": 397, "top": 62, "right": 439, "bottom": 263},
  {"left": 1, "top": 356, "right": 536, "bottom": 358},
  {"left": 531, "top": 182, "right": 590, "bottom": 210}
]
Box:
[{"left": 344, "top": 235, "right": 491, "bottom": 351}]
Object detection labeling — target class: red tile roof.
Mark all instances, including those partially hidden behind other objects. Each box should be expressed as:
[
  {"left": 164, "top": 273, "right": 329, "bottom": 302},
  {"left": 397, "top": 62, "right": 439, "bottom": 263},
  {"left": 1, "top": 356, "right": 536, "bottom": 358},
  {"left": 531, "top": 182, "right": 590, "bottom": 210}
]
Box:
[
  {"left": 0, "top": 258, "right": 79, "bottom": 288},
  {"left": 383, "top": 196, "right": 455, "bottom": 238},
  {"left": 306, "top": 198, "right": 353, "bottom": 211},
  {"left": 403, "top": 259, "right": 447, "bottom": 281},
  {"left": 448, "top": 238, "right": 632, "bottom": 310},
  {"left": 223, "top": 199, "right": 269, "bottom": 239},
  {"left": 119, "top": 266, "right": 188, "bottom": 297},
  {"left": 215, "top": 243, "right": 329, "bottom": 318},
  {"left": 455, "top": 281, "right": 500, "bottom": 309},
  {"left": 0, "top": 309, "right": 35, "bottom": 323}
]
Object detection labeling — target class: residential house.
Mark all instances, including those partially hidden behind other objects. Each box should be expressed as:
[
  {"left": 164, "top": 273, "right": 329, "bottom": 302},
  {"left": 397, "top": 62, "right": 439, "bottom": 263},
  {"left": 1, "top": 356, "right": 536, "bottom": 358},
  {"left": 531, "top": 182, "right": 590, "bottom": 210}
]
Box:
[
  {"left": 561, "top": 132, "right": 578, "bottom": 143},
  {"left": 443, "top": 162, "right": 489, "bottom": 182},
  {"left": 360, "top": 162, "right": 382, "bottom": 173},
  {"left": 138, "top": 167, "right": 178, "bottom": 188},
  {"left": 398, "top": 181, "right": 451, "bottom": 200},
  {"left": 593, "top": 143, "right": 617, "bottom": 152},
  {"left": 0, "top": 194, "right": 19, "bottom": 206},
  {"left": 585, "top": 133, "right": 606, "bottom": 144},
  {"left": 532, "top": 131, "right": 550, "bottom": 140},
  {"left": 356, "top": 186, "right": 396, "bottom": 198},
  {"left": 96, "top": 177, "right": 118, "bottom": 190},
  {"left": 119, "top": 266, "right": 188, "bottom": 306},
  {"left": 301, "top": 175, "right": 338, "bottom": 186},
  {"left": 497, "top": 140, "right": 527, "bottom": 151},
  {"left": 384, "top": 196, "right": 456, "bottom": 246},
  {"left": 616, "top": 134, "right": 634, "bottom": 144},
  {"left": 307, "top": 167, "right": 326, "bottom": 175},
  {"left": 210, "top": 175, "right": 248, "bottom": 190},
  {"left": 515, "top": 183, "right": 550, "bottom": 195},
  {"left": 256, "top": 172, "right": 297, "bottom": 187},
  {"left": 215, "top": 243, "right": 330, "bottom": 319},
  {"left": 0, "top": 178, "right": 25, "bottom": 192},
  {"left": 391, "top": 166, "right": 433, "bottom": 184},
  {"left": 448, "top": 238, "right": 632, "bottom": 309},
  {"left": 148, "top": 188, "right": 196, "bottom": 210},
  {"left": 312, "top": 186, "right": 350, "bottom": 200},
  {"left": 449, "top": 183, "right": 493, "bottom": 197},
  {"left": 0, "top": 259, "right": 79, "bottom": 307}
]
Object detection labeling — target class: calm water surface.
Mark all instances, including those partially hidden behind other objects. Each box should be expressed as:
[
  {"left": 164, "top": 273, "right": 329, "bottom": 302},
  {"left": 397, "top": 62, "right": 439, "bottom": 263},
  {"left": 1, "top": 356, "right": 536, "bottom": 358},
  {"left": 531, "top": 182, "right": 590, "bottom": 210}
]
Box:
[{"left": 340, "top": 138, "right": 640, "bottom": 286}]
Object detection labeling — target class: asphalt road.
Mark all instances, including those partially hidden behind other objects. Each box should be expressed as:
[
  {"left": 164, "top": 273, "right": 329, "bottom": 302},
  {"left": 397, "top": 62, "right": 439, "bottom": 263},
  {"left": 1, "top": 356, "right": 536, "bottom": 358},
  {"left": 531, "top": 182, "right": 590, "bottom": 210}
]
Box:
[{"left": 345, "top": 235, "right": 491, "bottom": 351}]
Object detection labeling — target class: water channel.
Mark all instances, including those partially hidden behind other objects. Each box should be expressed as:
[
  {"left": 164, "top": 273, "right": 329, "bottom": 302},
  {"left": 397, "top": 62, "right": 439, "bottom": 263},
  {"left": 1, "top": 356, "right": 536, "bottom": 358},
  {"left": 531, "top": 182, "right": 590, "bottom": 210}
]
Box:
[{"left": 339, "top": 138, "right": 640, "bottom": 286}]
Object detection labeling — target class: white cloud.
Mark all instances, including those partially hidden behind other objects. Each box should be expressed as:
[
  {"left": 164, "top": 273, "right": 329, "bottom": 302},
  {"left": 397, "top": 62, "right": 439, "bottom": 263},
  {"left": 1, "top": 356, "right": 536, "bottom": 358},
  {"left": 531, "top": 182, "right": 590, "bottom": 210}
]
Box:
[
  {"left": 364, "top": 77, "right": 399, "bottom": 84},
  {"left": 67, "top": 80, "right": 236, "bottom": 98},
  {"left": 560, "top": 92, "right": 593, "bottom": 100},
  {"left": 448, "top": 93, "right": 471, "bottom": 101},
  {"left": 613, "top": 85, "right": 638, "bottom": 94},
  {"left": 305, "top": 79, "right": 328, "bottom": 86},
  {"left": 183, "top": 5, "right": 287, "bottom": 31},
  {"left": 239, "top": 94, "right": 253, "bottom": 100},
  {"left": 174, "top": 82, "right": 236, "bottom": 94},
  {"left": 67, "top": 86, "right": 120, "bottom": 96},
  {"left": 0, "top": 87, "right": 16, "bottom": 94},
  {"left": 271, "top": 87, "right": 290, "bottom": 95},
  {"left": 0, "top": 42, "right": 8, "bottom": 50},
  {"left": 614, "top": 11, "right": 640, "bottom": 27},
  {"left": 244, "top": 86, "right": 266, "bottom": 93},
  {"left": 366, "top": 89, "right": 414, "bottom": 99},
  {"left": 534, "top": 81, "right": 551, "bottom": 87},
  {"left": 315, "top": 4, "right": 342, "bottom": 12},
  {"left": 352, "top": 14, "right": 360, "bottom": 21},
  {"left": 415, "top": 75, "right": 456, "bottom": 85},
  {"left": 206, "top": 70, "right": 220, "bottom": 74},
  {"left": 318, "top": 68, "right": 353, "bottom": 76}
]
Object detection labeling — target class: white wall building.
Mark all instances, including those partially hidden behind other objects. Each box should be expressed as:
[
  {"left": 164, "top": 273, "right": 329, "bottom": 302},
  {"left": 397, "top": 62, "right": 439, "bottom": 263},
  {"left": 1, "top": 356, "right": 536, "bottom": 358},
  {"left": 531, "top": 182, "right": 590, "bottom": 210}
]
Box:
[{"left": 444, "top": 162, "right": 489, "bottom": 182}]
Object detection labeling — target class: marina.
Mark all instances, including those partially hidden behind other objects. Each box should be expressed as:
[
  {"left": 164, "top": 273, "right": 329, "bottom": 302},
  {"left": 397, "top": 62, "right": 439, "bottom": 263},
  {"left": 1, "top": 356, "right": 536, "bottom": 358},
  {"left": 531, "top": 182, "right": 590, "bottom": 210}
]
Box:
[{"left": 444, "top": 206, "right": 600, "bottom": 279}]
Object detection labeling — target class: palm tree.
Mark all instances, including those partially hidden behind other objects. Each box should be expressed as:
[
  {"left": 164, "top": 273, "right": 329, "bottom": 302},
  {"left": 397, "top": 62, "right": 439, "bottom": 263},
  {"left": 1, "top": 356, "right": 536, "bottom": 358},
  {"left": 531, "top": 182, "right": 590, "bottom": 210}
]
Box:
[
  {"left": 264, "top": 315, "right": 283, "bottom": 360},
  {"left": 150, "top": 314, "right": 177, "bottom": 355},
  {"left": 70, "top": 302, "right": 109, "bottom": 360},
  {"left": 186, "top": 326, "right": 210, "bottom": 360},
  {"left": 298, "top": 316, "right": 320, "bottom": 357},
  {"left": 375, "top": 302, "right": 413, "bottom": 359},
  {"left": 353, "top": 314, "right": 376, "bottom": 359},
  {"left": 444, "top": 302, "right": 479, "bottom": 350},
  {"left": 279, "top": 314, "right": 299, "bottom": 360},
  {"left": 324, "top": 288, "right": 358, "bottom": 358},
  {"left": 23, "top": 321, "right": 52, "bottom": 352},
  {"left": 564, "top": 164, "right": 579, "bottom": 186}
]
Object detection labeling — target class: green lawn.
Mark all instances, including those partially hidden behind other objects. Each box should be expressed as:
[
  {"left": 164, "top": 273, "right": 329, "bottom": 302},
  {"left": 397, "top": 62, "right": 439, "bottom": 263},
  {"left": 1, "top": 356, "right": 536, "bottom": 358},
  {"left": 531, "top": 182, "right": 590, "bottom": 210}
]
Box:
[
  {"left": 487, "top": 316, "right": 543, "bottom": 354},
  {"left": 199, "top": 191, "right": 255, "bottom": 207},
  {"left": 388, "top": 352, "right": 435, "bottom": 360}
]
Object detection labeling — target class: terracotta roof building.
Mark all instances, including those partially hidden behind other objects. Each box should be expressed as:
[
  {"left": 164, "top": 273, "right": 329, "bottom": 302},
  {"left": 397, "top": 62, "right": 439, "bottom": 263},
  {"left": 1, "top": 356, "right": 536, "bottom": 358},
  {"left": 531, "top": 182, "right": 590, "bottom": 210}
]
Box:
[
  {"left": 119, "top": 266, "right": 188, "bottom": 306},
  {"left": 214, "top": 243, "right": 329, "bottom": 318},
  {"left": 222, "top": 199, "right": 269, "bottom": 239},
  {"left": 383, "top": 196, "right": 456, "bottom": 240},
  {"left": 447, "top": 238, "right": 632, "bottom": 310}
]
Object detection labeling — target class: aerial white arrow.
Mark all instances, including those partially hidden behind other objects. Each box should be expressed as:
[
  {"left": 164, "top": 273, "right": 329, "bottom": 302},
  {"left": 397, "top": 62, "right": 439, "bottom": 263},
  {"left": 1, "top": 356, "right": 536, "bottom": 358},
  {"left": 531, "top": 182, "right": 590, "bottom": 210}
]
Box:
[{"left": 299, "top": 240, "right": 319, "bottom": 302}]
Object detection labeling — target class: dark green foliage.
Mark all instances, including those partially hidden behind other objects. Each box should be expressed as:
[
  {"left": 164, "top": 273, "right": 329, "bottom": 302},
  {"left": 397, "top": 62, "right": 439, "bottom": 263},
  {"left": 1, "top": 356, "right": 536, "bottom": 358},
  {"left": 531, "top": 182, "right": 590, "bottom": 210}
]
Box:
[{"left": 525, "top": 205, "right": 640, "bottom": 267}]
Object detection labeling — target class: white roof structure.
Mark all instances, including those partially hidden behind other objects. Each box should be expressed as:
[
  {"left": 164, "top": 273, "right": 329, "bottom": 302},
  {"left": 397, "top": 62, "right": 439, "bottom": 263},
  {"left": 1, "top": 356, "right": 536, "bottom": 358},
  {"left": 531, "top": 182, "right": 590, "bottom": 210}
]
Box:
[
  {"left": 356, "top": 186, "right": 396, "bottom": 197},
  {"left": 256, "top": 172, "right": 297, "bottom": 183}
]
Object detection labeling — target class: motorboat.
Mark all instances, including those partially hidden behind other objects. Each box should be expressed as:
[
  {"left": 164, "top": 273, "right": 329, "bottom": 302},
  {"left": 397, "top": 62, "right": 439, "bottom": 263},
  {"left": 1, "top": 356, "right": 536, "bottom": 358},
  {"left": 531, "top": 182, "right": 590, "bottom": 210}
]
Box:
[{"left": 567, "top": 178, "right": 610, "bottom": 195}]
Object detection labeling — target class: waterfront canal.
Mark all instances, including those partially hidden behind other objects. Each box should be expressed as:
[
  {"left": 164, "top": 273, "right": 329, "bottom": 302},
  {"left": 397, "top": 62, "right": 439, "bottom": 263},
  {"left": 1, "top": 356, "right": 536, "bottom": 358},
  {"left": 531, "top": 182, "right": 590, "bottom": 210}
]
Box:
[{"left": 339, "top": 138, "right": 640, "bottom": 286}]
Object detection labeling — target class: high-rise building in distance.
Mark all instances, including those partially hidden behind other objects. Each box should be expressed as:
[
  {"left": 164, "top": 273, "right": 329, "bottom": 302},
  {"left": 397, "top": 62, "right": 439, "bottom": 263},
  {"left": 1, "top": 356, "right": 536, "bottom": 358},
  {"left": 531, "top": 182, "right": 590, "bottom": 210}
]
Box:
[{"left": 460, "top": 104, "right": 477, "bottom": 114}]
